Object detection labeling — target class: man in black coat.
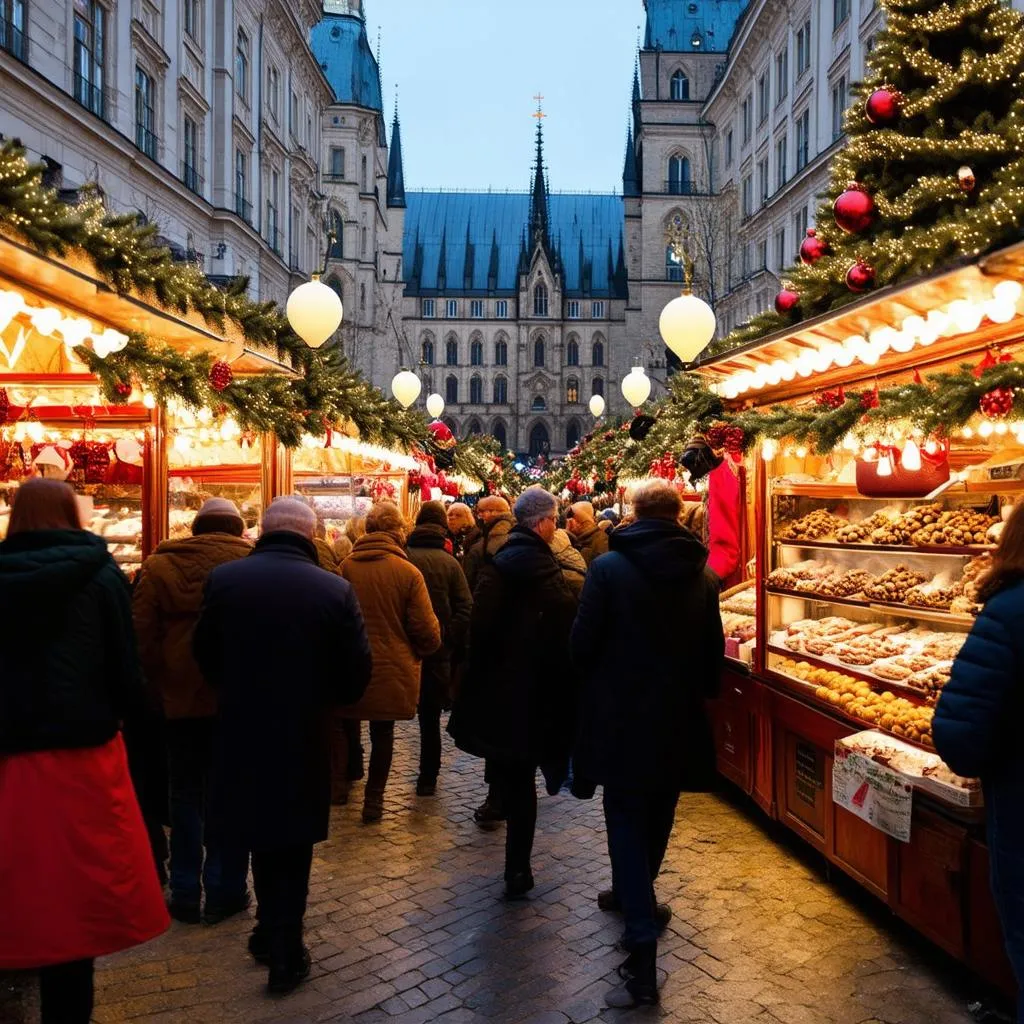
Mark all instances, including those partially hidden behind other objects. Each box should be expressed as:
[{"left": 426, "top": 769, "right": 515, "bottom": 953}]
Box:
[
  {"left": 571, "top": 479, "right": 723, "bottom": 1008},
  {"left": 194, "top": 497, "right": 372, "bottom": 995},
  {"left": 450, "top": 486, "right": 578, "bottom": 898}
]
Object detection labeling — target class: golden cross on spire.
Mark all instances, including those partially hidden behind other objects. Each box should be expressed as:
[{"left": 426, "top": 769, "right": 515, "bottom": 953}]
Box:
[{"left": 532, "top": 93, "right": 546, "bottom": 120}]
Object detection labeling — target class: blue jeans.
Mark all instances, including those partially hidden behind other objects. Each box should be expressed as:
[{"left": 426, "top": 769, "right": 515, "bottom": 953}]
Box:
[
  {"left": 603, "top": 784, "right": 679, "bottom": 949},
  {"left": 166, "top": 718, "right": 249, "bottom": 909}
]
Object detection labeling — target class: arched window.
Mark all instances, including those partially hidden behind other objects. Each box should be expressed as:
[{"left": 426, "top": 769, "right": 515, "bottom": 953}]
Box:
[
  {"left": 566, "top": 420, "right": 582, "bottom": 450},
  {"left": 534, "top": 337, "right": 545, "bottom": 367},
  {"left": 361, "top": 154, "right": 368, "bottom": 191},
  {"left": 592, "top": 376, "right": 604, "bottom": 397},
  {"left": 666, "top": 244, "right": 684, "bottom": 282},
  {"left": 533, "top": 281, "right": 549, "bottom": 317},
  {"left": 446, "top": 337, "right": 458, "bottom": 365},
  {"left": 532, "top": 395, "right": 546, "bottom": 412},
  {"left": 470, "top": 338, "right": 483, "bottom": 365},
  {"left": 529, "top": 422, "right": 550, "bottom": 457},
  {"left": 670, "top": 70, "right": 690, "bottom": 101},
  {"left": 470, "top": 375, "right": 483, "bottom": 404},
  {"left": 493, "top": 375, "right": 508, "bottom": 404},
  {"left": 566, "top": 377, "right": 580, "bottom": 404},
  {"left": 445, "top": 375, "right": 458, "bottom": 404},
  {"left": 592, "top": 339, "right": 605, "bottom": 366},
  {"left": 494, "top": 337, "right": 508, "bottom": 366},
  {"left": 329, "top": 212, "right": 344, "bottom": 258},
  {"left": 668, "top": 155, "right": 692, "bottom": 195},
  {"left": 421, "top": 336, "right": 435, "bottom": 364},
  {"left": 465, "top": 418, "right": 482, "bottom": 437},
  {"left": 566, "top": 337, "right": 580, "bottom": 366},
  {"left": 443, "top": 416, "right": 459, "bottom": 437},
  {"left": 492, "top": 420, "right": 508, "bottom": 449}
]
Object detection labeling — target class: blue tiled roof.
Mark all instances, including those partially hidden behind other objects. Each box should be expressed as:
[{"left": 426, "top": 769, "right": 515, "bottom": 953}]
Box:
[
  {"left": 403, "top": 192, "right": 626, "bottom": 298},
  {"left": 311, "top": 13, "right": 383, "bottom": 112},
  {"left": 644, "top": 0, "right": 748, "bottom": 53}
]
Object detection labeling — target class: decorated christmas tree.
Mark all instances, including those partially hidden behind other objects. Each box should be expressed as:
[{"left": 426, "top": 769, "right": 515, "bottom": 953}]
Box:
[{"left": 724, "top": 0, "right": 1024, "bottom": 348}]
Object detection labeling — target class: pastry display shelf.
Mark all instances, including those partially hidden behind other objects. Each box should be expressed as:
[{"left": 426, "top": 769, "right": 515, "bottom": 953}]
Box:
[
  {"left": 764, "top": 587, "right": 977, "bottom": 628},
  {"left": 772, "top": 481, "right": 1024, "bottom": 498},
  {"left": 774, "top": 538, "right": 994, "bottom": 556},
  {"left": 765, "top": 643, "right": 937, "bottom": 705}
]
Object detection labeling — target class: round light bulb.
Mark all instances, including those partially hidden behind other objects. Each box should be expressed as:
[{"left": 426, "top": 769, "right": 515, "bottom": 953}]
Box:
[
  {"left": 961, "top": 426, "right": 974, "bottom": 439},
  {"left": 993, "top": 280, "right": 1023, "bottom": 306},
  {"left": 589, "top": 394, "right": 606, "bottom": 418},
  {"left": 795, "top": 446, "right": 808, "bottom": 459},
  {"left": 869, "top": 325, "right": 898, "bottom": 354},
  {"left": 986, "top": 299, "right": 1017, "bottom": 324},
  {"left": 842, "top": 433, "right": 860, "bottom": 452},
  {"left": 891, "top": 329, "right": 915, "bottom": 354},
  {"left": 142, "top": 392, "right": 156, "bottom": 409},
  {"left": 947, "top": 299, "right": 983, "bottom": 334},
  {"left": 761, "top": 438, "right": 778, "bottom": 461},
  {"left": 795, "top": 353, "right": 816, "bottom": 377},
  {"left": 29, "top": 306, "right": 62, "bottom": 337},
  {"left": 286, "top": 274, "right": 343, "bottom": 349},
  {"left": 659, "top": 292, "right": 717, "bottom": 363},
  {"left": 426, "top": 393, "right": 445, "bottom": 419},
  {"left": 901, "top": 316, "right": 926, "bottom": 342},
  {"left": 833, "top": 345, "right": 856, "bottom": 368},
  {"left": 996, "top": 421, "right": 1009, "bottom": 435},
  {"left": 173, "top": 434, "right": 192, "bottom": 454},
  {"left": 811, "top": 348, "right": 833, "bottom": 373},
  {"left": 391, "top": 369, "right": 422, "bottom": 409},
  {"left": 927, "top": 309, "right": 953, "bottom": 337},
  {"left": 0, "top": 290, "right": 24, "bottom": 333},
  {"left": 621, "top": 366, "right": 652, "bottom": 407},
  {"left": 979, "top": 420, "right": 995, "bottom": 438}
]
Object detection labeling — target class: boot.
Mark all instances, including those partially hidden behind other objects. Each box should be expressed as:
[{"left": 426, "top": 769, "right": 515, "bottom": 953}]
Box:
[
  {"left": 362, "top": 788, "right": 385, "bottom": 824},
  {"left": 606, "top": 942, "right": 659, "bottom": 1008}
]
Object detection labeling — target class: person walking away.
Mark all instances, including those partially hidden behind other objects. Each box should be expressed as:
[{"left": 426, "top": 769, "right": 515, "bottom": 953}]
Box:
[
  {"left": 339, "top": 502, "right": 441, "bottom": 821},
  {"left": 405, "top": 501, "right": 473, "bottom": 795},
  {"left": 567, "top": 501, "right": 610, "bottom": 567},
  {"left": 193, "top": 498, "right": 371, "bottom": 994},
  {"left": 933, "top": 501, "right": 1024, "bottom": 1024},
  {"left": 449, "top": 487, "right": 578, "bottom": 898},
  {"left": 570, "top": 479, "right": 723, "bottom": 1007},
  {"left": 551, "top": 527, "right": 588, "bottom": 598},
  {"left": 461, "top": 495, "right": 516, "bottom": 828},
  {"left": 0, "top": 479, "right": 169, "bottom": 1023},
  {"left": 336, "top": 515, "right": 369, "bottom": 785},
  {"left": 133, "top": 497, "right": 253, "bottom": 924},
  {"left": 447, "top": 501, "right": 480, "bottom": 565}
]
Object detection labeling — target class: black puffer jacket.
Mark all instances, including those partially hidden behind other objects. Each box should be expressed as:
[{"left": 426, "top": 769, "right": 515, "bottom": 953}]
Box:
[
  {"left": 571, "top": 519, "right": 723, "bottom": 791},
  {"left": 0, "top": 529, "right": 144, "bottom": 754},
  {"left": 406, "top": 523, "right": 473, "bottom": 707},
  {"left": 450, "top": 526, "right": 578, "bottom": 765}
]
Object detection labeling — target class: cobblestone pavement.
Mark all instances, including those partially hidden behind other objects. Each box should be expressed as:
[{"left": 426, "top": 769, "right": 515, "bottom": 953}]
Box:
[{"left": 2, "top": 722, "right": 986, "bottom": 1024}]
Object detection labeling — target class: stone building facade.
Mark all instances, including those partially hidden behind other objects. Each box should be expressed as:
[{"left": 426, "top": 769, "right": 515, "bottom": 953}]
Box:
[{"left": 0, "top": 0, "right": 332, "bottom": 304}]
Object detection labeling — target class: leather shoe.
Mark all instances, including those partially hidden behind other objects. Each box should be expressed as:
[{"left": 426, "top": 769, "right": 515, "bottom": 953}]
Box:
[
  {"left": 415, "top": 777, "right": 437, "bottom": 797},
  {"left": 597, "top": 889, "right": 621, "bottom": 912},
  {"left": 504, "top": 871, "right": 535, "bottom": 900},
  {"left": 473, "top": 799, "right": 506, "bottom": 831},
  {"left": 203, "top": 892, "right": 252, "bottom": 926},
  {"left": 167, "top": 900, "right": 201, "bottom": 925},
  {"left": 267, "top": 948, "right": 312, "bottom": 995},
  {"left": 248, "top": 930, "right": 271, "bottom": 966},
  {"left": 604, "top": 979, "right": 659, "bottom": 1008},
  {"left": 362, "top": 790, "right": 384, "bottom": 823}
]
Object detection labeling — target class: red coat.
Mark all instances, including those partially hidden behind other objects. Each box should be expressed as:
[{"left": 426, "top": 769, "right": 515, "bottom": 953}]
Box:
[{"left": 0, "top": 735, "right": 169, "bottom": 969}]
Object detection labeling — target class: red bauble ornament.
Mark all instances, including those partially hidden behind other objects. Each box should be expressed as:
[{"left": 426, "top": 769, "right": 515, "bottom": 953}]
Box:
[
  {"left": 980, "top": 387, "right": 1014, "bottom": 419},
  {"left": 816, "top": 386, "right": 847, "bottom": 410},
  {"left": 834, "top": 183, "right": 875, "bottom": 234},
  {"left": 799, "top": 228, "right": 828, "bottom": 265},
  {"left": 114, "top": 381, "right": 132, "bottom": 400},
  {"left": 427, "top": 419, "right": 456, "bottom": 449},
  {"left": 775, "top": 287, "right": 801, "bottom": 315},
  {"left": 846, "top": 259, "right": 876, "bottom": 293},
  {"left": 865, "top": 88, "right": 902, "bottom": 125},
  {"left": 209, "top": 360, "right": 234, "bottom": 392}
]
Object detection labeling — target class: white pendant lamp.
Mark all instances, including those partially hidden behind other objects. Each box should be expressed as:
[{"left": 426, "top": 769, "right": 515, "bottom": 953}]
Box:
[
  {"left": 589, "top": 394, "right": 606, "bottom": 418},
  {"left": 391, "top": 369, "right": 422, "bottom": 409},
  {"left": 659, "top": 291, "right": 717, "bottom": 364},
  {"left": 286, "top": 273, "right": 343, "bottom": 349},
  {"left": 426, "top": 393, "right": 445, "bottom": 419},
  {"left": 621, "top": 365, "right": 652, "bottom": 408}
]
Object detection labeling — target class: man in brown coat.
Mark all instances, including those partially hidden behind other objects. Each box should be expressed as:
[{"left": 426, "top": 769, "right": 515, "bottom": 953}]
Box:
[
  {"left": 340, "top": 502, "right": 441, "bottom": 822},
  {"left": 132, "top": 498, "right": 252, "bottom": 924},
  {"left": 568, "top": 501, "right": 610, "bottom": 566}
]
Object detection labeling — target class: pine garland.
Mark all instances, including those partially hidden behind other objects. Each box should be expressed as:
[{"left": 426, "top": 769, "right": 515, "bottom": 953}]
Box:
[{"left": 0, "top": 141, "right": 493, "bottom": 478}]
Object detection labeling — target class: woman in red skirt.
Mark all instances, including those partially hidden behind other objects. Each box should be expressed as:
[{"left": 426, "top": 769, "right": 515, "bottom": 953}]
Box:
[{"left": 0, "top": 478, "right": 169, "bottom": 1023}]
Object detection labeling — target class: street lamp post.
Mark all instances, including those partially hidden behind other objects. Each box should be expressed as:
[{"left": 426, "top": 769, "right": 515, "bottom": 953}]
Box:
[{"left": 660, "top": 214, "right": 717, "bottom": 366}]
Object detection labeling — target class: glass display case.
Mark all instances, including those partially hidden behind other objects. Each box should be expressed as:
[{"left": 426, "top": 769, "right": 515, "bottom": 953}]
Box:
[{"left": 762, "top": 482, "right": 1010, "bottom": 755}]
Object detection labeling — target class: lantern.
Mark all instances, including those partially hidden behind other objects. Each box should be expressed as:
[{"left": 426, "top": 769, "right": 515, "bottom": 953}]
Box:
[
  {"left": 621, "top": 366, "right": 652, "bottom": 408},
  {"left": 589, "top": 394, "right": 606, "bottom": 418},
  {"left": 426, "top": 393, "right": 445, "bottom": 419},
  {"left": 286, "top": 274, "right": 343, "bottom": 349},
  {"left": 391, "top": 369, "right": 422, "bottom": 409},
  {"left": 658, "top": 292, "right": 717, "bottom": 364}
]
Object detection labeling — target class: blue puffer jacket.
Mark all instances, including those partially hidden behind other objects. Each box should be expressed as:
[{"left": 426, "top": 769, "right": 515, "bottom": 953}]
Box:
[{"left": 934, "top": 578, "right": 1024, "bottom": 998}]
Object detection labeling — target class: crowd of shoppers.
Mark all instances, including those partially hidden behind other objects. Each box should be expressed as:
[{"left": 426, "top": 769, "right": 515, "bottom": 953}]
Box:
[{"left": 0, "top": 475, "right": 726, "bottom": 1015}]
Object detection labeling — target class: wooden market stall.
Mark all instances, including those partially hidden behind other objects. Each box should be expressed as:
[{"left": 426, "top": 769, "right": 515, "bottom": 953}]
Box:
[
  {"left": 694, "top": 241, "right": 1024, "bottom": 999},
  {"left": 0, "top": 233, "right": 294, "bottom": 561}
]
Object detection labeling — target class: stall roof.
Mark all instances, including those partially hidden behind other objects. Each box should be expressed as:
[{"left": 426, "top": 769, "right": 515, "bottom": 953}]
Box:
[
  {"left": 693, "top": 240, "right": 1024, "bottom": 403},
  {"left": 0, "top": 232, "right": 296, "bottom": 376}
]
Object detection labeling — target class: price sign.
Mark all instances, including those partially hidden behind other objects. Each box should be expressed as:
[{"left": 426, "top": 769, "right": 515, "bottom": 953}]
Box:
[{"left": 832, "top": 745, "right": 913, "bottom": 843}]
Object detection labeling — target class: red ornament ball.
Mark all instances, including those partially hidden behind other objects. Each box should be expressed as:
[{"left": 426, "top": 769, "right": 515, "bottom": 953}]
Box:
[
  {"left": 427, "top": 419, "right": 456, "bottom": 449},
  {"left": 799, "top": 228, "right": 828, "bottom": 265},
  {"left": 865, "top": 88, "right": 902, "bottom": 125},
  {"left": 209, "top": 360, "right": 234, "bottom": 392},
  {"left": 114, "top": 381, "right": 132, "bottom": 400},
  {"left": 834, "top": 183, "right": 876, "bottom": 234},
  {"left": 775, "top": 287, "right": 801, "bottom": 315},
  {"left": 980, "top": 387, "right": 1014, "bottom": 419},
  {"left": 846, "top": 259, "right": 876, "bottom": 293}
]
